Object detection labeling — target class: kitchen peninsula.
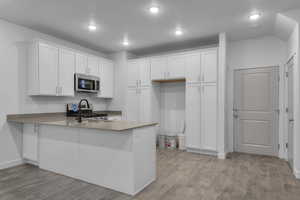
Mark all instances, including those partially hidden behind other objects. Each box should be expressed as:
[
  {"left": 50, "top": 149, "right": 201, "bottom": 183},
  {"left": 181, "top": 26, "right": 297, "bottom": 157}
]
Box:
[{"left": 7, "top": 113, "right": 158, "bottom": 196}]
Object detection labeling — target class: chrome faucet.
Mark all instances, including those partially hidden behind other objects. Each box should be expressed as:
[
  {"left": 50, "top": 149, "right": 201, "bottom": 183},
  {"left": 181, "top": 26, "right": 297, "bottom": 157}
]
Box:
[{"left": 77, "top": 99, "right": 90, "bottom": 123}]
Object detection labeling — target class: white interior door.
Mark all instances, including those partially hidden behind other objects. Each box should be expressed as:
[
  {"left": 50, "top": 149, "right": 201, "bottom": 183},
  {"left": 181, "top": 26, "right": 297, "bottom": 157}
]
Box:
[
  {"left": 287, "top": 60, "right": 294, "bottom": 168},
  {"left": 234, "top": 67, "right": 279, "bottom": 156}
]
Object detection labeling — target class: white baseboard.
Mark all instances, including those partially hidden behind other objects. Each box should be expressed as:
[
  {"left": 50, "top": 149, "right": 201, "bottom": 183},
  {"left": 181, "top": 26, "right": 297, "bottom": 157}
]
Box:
[
  {"left": 0, "top": 159, "right": 23, "bottom": 170},
  {"left": 294, "top": 169, "right": 300, "bottom": 179},
  {"left": 186, "top": 148, "right": 217, "bottom": 156},
  {"left": 218, "top": 152, "right": 227, "bottom": 159}
]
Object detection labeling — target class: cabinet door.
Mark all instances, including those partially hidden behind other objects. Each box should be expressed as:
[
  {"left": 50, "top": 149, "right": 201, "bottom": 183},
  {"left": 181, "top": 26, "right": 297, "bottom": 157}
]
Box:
[
  {"left": 23, "top": 124, "right": 38, "bottom": 162},
  {"left": 201, "top": 84, "right": 217, "bottom": 151},
  {"left": 127, "top": 60, "right": 140, "bottom": 88},
  {"left": 201, "top": 50, "right": 217, "bottom": 83},
  {"left": 186, "top": 53, "right": 201, "bottom": 83},
  {"left": 38, "top": 43, "right": 59, "bottom": 95},
  {"left": 167, "top": 54, "right": 185, "bottom": 79},
  {"left": 99, "top": 59, "right": 114, "bottom": 98},
  {"left": 139, "top": 59, "right": 151, "bottom": 87},
  {"left": 185, "top": 85, "right": 201, "bottom": 149},
  {"left": 59, "top": 48, "right": 75, "bottom": 96},
  {"left": 126, "top": 88, "right": 139, "bottom": 121},
  {"left": 88, "top": 56, "right": 99, "bottom": 76},
  {"left": 139, "top": 87, "right": 152, "bottom": 123},
  {"left": 75, "top": 53, "right": 88, "bottom": 74},
  {"left": 150, "top": 57, "right": 167, "bottom": 80},
  {"left": 39, "top": 126, "right": 80, "bottom": 179}
]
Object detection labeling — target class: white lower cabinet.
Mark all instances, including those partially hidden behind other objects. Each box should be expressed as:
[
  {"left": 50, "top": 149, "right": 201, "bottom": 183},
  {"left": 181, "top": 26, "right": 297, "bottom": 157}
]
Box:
[
  {"left": 22, "top": 124, "right": 39, "bottom": 164},
  {"left": 126, "top": 87, "right": 160, "bottom": 124},
  {"left": 185, "top": 83, "right": 217, "bottom": 153},
  {"left": 39, "top": 126, "right": 80, "bottom": 179}
]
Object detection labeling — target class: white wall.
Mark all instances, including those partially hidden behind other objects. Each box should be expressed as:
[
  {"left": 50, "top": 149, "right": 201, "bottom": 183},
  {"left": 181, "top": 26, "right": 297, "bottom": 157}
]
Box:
[
  {"left": 226, "top": 36, "right": 287, "bottom": 157},
  {"left": 159, "top": 82, "right": 185, "bottom": 136},
  {"left": 0, "top": 19, "right": 108, "bottom": 169}
]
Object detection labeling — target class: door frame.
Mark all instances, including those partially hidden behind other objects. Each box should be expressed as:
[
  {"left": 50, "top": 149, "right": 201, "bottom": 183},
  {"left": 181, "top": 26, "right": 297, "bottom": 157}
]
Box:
[
  {"left": 285, "top": 55, "right": 295, "bottom": 168},
  {"left": 232, "top": 66, "right": 280, "bottom": 156}
]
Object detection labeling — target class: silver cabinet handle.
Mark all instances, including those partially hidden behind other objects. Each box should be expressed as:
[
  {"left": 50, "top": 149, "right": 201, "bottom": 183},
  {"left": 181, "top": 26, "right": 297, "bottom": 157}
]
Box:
[
  {"left": 201, "top": 74, "right": 204, "bottom": 82},
  {"left": 139, "top": 80, "right": 141, "bottom": 87}
]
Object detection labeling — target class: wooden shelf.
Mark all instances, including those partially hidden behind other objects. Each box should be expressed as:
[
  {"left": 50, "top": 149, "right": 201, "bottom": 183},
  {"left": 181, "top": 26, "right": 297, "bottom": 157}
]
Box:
[{"left": 152, "top": 78, "right": 186, "bottom": 83}]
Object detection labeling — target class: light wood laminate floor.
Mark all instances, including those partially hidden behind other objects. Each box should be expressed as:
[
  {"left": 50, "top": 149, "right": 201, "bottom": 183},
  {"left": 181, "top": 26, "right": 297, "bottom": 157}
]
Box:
[{"left": 1, "top": 150, "right": 300, "bottom": 200}]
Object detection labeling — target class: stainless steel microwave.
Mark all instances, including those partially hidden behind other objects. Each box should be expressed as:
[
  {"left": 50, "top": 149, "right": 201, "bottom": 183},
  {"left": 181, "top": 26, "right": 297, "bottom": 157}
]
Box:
[{"left": 74, "top": 73, "right": 100, "bottom": 93}]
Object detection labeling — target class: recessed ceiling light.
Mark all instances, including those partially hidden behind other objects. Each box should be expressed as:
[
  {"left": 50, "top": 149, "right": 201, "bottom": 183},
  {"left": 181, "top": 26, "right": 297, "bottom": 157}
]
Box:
[
  {"left": 175, "top": 28, "right": 183, "bottom": 36},
  {"left": 149, "top": 5, "right": 159, "bottom": 14},
  {"left": 249, "top": 13, "right": 261, "bottom": 21},
  {"left": 88, "top": 24, "right": 97, "bottom": 31},
  {"left": 122, "top": 39, "right": 130, "bottom": 46}
]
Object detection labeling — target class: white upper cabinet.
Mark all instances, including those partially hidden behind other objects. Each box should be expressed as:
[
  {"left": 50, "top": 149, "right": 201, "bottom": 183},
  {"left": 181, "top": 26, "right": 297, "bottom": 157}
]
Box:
[
  {"left": 185, "top": 53, "right": 201, "bottom": 83},
  {"left": 167, "top": 54, "right": 185, "bottom": 79},
  {"left": 59, "top": 48, "right": 75, "bottom": 96},
  {"left": 150, "top": 57, "right": 167, "bottom": 80},
  {"left": 128, "top": 58, "right": 151, "bottom": 88},
  {"left": 98, "top": 59, "right": 114, "bottom": 98},
  {"left": 75, "top": 53, "right": 88, "bottom": 74},
  {"left": 127, "top": 60, "right": 140, "bottom": 88},
  {"left": 28, "top": 40, "right": 114, "bottom": 97},
  {"left": 88, "top": 56, "right": 99, "bottom": 76},
  {"left": 139, "top": 59, "right": 151, "bottom": 87},
  {"left": 201, "top": 49, "right": 218, "bottom": 83},
  {"left": 38, "top": 43, "right": 59, "bottom": 96}
]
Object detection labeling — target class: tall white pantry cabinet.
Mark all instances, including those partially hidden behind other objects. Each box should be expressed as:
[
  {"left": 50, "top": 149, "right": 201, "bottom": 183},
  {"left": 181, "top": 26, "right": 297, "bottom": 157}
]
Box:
[{"left": 126, "top": 48, "right": 218, "bottom": 155}]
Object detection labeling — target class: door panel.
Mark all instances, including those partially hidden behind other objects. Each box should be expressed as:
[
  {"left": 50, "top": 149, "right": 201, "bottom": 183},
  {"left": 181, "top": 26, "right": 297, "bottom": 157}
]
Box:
[
  {"left": 139, "top": 59, "right": 151, "bottom": 87},
  {"left": 38, "top": 43, "right": 59, "bottom": 95},
  {"left": 234, "top": 67, "right": 279, "bottom": 156},
  {"left": 185, "top": 85, "right": 201, "bottom": 149},
  {"left": 88, "top": 56, "right": 99, "bottom": 76},
  {"left": 167, "top": 54, "right": 185, "bottom": 79},
  {"left": 185, "top": 53, "right": 201, "bottom": 83},
  {"left": 127, "top": 60, "right": 140, "bottom": 88},
  {"left": 76, "top": 53, "right": 88, "bottom": 74},
  {"left": 287, "top": 60, "right": 294, "bottom": 168},
  {"left": 99, "top": 59, "right": 114, "bottom": 98},
  {"left": 201, "top": 84, "right": 217, "bottom": 151},
  {"left": 201, "top": 50, "right": 217, "bottom": 83},
  {"left": 126, "top": 88, "right": 139, "bottom": 121},
  {"left": 150, "top": 57, "right": 167, "bottom": 80},
  {"left": 59, "top": 48, "right": 75, "bottom": 96},
  {"left": 139, "top": 88, "right": 152, "bottom": 123}
]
